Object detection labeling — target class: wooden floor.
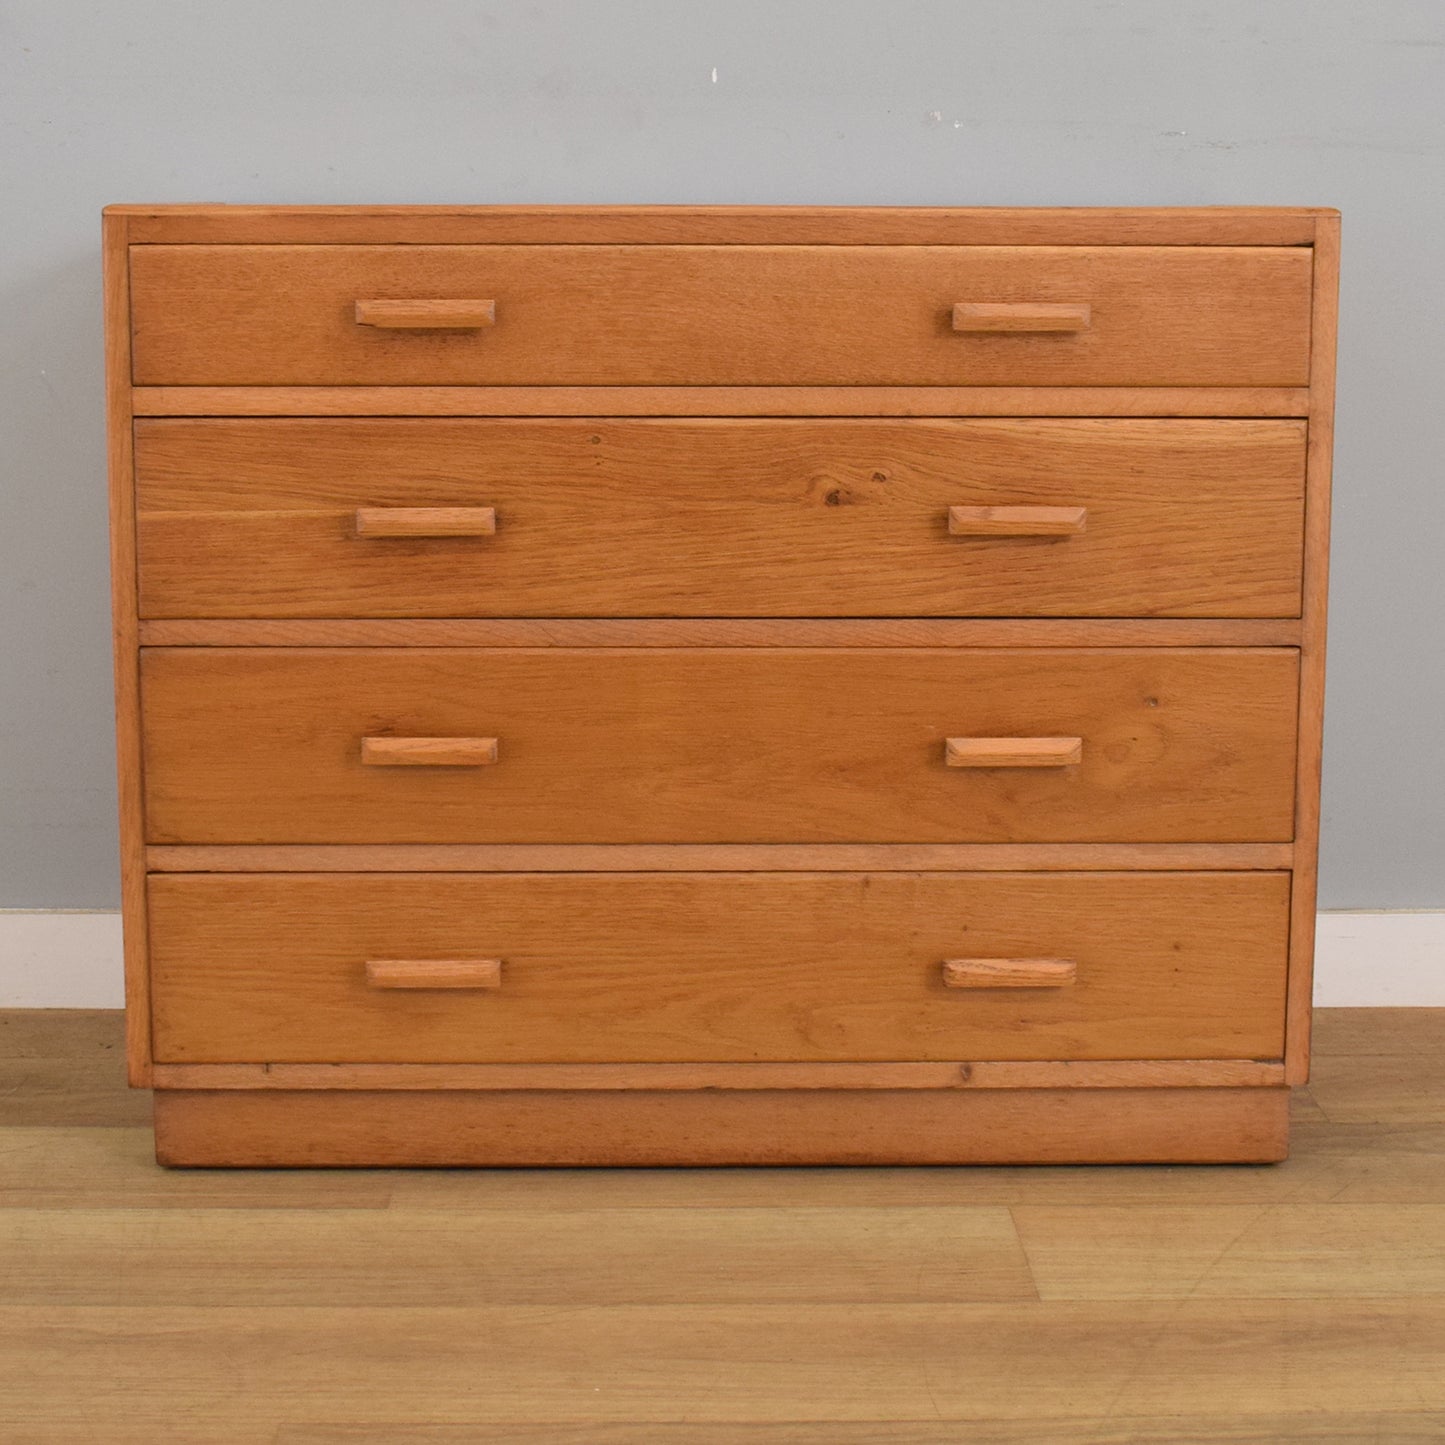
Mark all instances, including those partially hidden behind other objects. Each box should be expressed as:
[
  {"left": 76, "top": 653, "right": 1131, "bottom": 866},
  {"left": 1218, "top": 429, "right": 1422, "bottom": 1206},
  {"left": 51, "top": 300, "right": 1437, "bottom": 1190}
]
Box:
[{"left": 1, "top": 1011, "right": 1443, "bottom": 1442}]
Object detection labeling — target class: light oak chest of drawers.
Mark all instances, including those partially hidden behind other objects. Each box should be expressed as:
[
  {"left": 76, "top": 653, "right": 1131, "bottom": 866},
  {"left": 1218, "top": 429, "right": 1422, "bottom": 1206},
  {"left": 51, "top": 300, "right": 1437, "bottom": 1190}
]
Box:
[{"left": 105, "top": 204, "right": 1337, "bottom": 1167}]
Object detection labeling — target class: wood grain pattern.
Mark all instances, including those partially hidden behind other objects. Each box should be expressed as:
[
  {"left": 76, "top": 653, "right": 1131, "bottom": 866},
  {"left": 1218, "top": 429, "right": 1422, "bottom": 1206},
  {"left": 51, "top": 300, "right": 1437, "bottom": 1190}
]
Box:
[
  {"left": 953, "top": 302, "right": 1091, "bottom": 332},
  {"left": 1310, "top": 1007, "right": 1440, "bottom": 1057},
  {"left": 147, "top": 1059, "right": 1285, "bottom": 1091},
  {"left": 136, "top": 618, "right": 1307, "bottom": 647},
  {"left": 1286, "top": 212, "right": 1340, "bottom": 1085},
  {"left": 942, "top": 958, "right": 1078, "bottom": 989},
  {"left": 133, "top": 418, "right": 1307, "bottom": 620},
  {"left": 364, "top": 959, "right": 503, "bottom": 990},
  {"left": 145, "top": 871, "right": 1290, "bottom": 1065},
  {"left": 103, "top": 211, "right": 152, "bottom": 1088},
  {"left": 110, "top": 202, "right": 1332, "bottom": 245},
  {"left": 0, "top": 1125, "right": 392, "bottom": 1209},
  {"left": 1013, "top": 1201, "right": 1445, "bottom": 1302},
  {"left": 3, "top": 1005, "right": 1427, "bottom": 1159},
  {"left": 0, "top": 1202, "right": 1038, "bottom": 1307},
  {"left": 1307, "top": 1052, "right": 1445, "bottom": 1127},
  {"left": 144, "top": 842, "right": 1297, "bottom": 872},
  {"left": 13, "top": 1007, "right": 1439, "bottom": 1440},
  {"left": 945, "top": 737, "right": 1083, "bottom": 768},
  {"left": 128, "top": 245, "right": 1314, "bottom": 387},
  {"left": 13, "top": 1298, "right": 1445, "bottom": 1439},
  {"left": 150, "top": 1061, "right": 977, "bottom": 1091},
  {"left": 265, "top": 1419, "right": 1445, "bottom": 1445},
  {"left": 353, "top": 506, "right": 496, "bottom": 538},
  {"left": 131, "top": 383, "right": 1314, "bottom": 417},
  {"left": 8, "top": 1012, "right": 1431, "bottom": 1197},
  {"left": 359, "top": 736, "right": 498, "bottom": 767},
  {"left": 151, "top": 1085, "right": 1290, "bottom": 1165},
  {"left": 139, "top": 647, "right": 1300, "bottom": 845},
  {"left": 0, "top": 1010, "right": 150, "bottom": 1128},
  {"left": 103, "top": 205, "right": 1333, "bottom": 1170},
  {"left": 353, "top": 299, "right": 495, "bottom": 330},
  {"left": 947, "top": 504, "right": 1089, "bottom": 537}
]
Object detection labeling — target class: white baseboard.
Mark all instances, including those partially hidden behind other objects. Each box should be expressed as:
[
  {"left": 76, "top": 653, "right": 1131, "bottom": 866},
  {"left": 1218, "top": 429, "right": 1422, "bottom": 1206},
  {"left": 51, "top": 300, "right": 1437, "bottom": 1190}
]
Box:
[
  {"left": 0, "top": 908, "right": 1441, "bottom": 1009},
  {"left": 1312, "top": 910, "right": 1445, "bottom": 1006},
  {"left": 0, "top": 911, "right": 126, "bottom": 1008}
]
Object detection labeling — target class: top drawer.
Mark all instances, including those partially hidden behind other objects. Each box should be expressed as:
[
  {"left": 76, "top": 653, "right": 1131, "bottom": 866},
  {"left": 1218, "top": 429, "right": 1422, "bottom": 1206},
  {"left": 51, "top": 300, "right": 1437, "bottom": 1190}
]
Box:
[{"left": 128, "top": 245, "right": 1314, "bottom": 387}]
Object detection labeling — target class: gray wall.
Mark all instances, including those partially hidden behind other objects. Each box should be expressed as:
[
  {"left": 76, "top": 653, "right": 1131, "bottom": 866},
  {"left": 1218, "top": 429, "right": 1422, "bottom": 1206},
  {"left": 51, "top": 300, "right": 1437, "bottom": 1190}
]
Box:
[{"left": 2, "top": 0, "right": 1441, "bottom": 909}]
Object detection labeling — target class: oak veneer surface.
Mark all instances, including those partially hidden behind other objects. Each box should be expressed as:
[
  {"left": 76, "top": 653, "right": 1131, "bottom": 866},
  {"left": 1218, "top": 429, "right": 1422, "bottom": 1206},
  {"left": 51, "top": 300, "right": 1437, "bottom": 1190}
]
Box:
[
  {"left": 149, "top": 1060, "right": 1286, "bottom": 1092},
  {"left": 153, "top": 1086, "right": 1290, "bottom": 1168},
  {"left": 1285, "top": 212, "right": 1339, "bottom": 1083},
  {"left": 134, "top": 417, "right": 1307, "bottom": 619},
  {"left": 105, "top": 212, "right": 151, "bottom": 1087},
  {"left": 145, "top": 871, "right": 1290, "bottom": 1064},
  {"left": 113, "top": 202, "right": 1333, "bottom": 243},
  {"left": 106, "top": 205, "right": 1334, "bottom": 1169},
  {"left": 138, "top": 646, "right": 1300, "bottom": 845},
  {"left": 132, "top": 383, "right": 1314, "bottom": 418},
  {"left": 128, "top": 244, "right": 1313, "bottom": 386},
  {"left": 143, "top": 841, "right": 1297, "bottom": 872},
  {"left": 137, "top": 618, "right": 1306, "bottom": 648}
]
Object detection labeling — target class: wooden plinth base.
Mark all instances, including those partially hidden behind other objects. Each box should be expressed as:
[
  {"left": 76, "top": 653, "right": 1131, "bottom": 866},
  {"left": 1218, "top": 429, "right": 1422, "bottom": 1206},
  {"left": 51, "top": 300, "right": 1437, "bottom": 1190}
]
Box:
[{"left": 153, "top": 1086, "right": 1289, "bottom": 1168}]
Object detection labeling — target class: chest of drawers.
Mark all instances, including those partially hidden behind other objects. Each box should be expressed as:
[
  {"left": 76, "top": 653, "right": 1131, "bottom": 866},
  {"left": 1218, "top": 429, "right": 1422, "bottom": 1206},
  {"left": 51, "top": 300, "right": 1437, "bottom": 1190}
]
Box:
[{"left": 105, "top": 205, "right": 1337, "bottom": 1166}]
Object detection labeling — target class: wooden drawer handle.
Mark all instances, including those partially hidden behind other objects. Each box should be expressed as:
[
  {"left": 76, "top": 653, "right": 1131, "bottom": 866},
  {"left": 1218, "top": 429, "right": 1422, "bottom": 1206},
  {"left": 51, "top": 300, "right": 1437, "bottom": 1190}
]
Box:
[
  {"left": 354, "top": 299, "right": 496, "bottom": 330},
  {"left": 355, "top": 506, "right": 497, "bottom": 539},
  {"left": 942, "top": 958, "right": 1078, "bottom": 989},
  {"left": 945, "top": 736, "right": 1082, "bottom": 768},
  {"left": 366, "top": 959, "right": 503, "bottom": 990},
  {"left": 948, "top": 505, "right": 1087, "bottom": 538},
  {"left": 361, "top": 737, "right": 499, "bottom": 767},
  {"left": 952, "top": 302, "right": 1091, "bottom": 333}
]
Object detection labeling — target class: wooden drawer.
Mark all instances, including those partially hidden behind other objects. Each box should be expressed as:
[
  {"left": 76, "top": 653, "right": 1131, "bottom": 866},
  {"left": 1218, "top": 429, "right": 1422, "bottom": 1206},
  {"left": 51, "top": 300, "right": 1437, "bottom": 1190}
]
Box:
[
  {"left": 128, "top": 244, "right": 1313, "bottom": 386},
  {"left": 147, "top": 871, "right": 1291, "bottom": 1064},
  {"left": 134, "top": 418, "right": 1307, "bottom": 620},
  {"left": 139, "top": 647, "right": 1299, "bottom": 844}
]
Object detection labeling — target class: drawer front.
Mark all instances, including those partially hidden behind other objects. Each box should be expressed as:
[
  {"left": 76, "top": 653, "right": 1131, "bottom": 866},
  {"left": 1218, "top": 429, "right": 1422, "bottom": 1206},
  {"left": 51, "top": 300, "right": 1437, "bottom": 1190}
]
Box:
[
  {"left": 129, "top": 244, "right": 1313, "bottom": 386},
  {"left": 135, "top": 418, "right": 1307, "bottom": 620},
  {"left": 140, "top": 647, "right": 1299, "bottom": 844},
  {"left": 147, "top": 871, "right": 1291, "bottom": 1064}
]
